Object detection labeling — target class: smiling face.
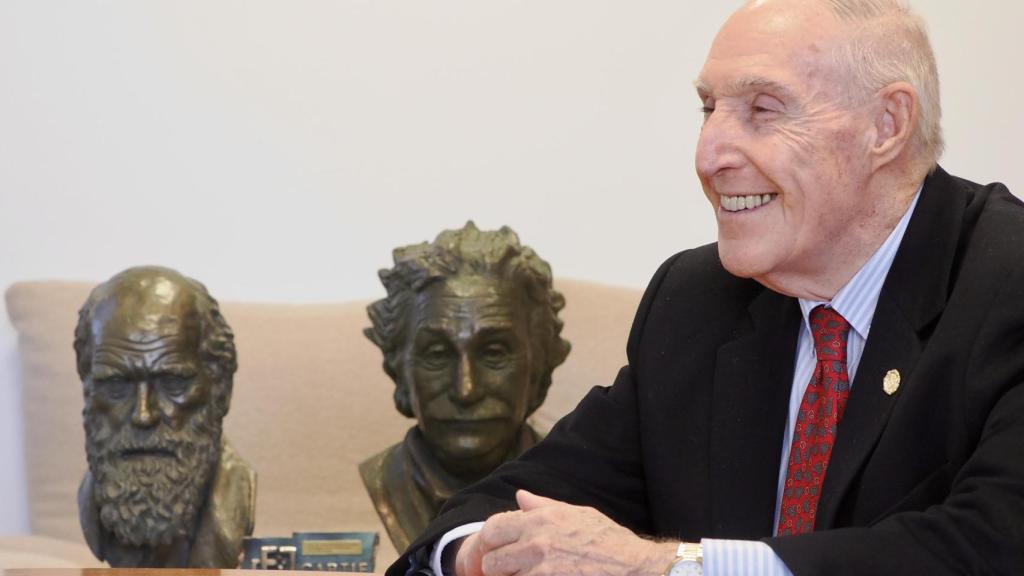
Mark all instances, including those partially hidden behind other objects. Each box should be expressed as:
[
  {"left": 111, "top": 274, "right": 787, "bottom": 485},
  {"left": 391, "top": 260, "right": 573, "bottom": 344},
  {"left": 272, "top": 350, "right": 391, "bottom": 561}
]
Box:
[
  {"left": 82, "top": 275, "right": 222, "bottom": 548},
  {"left": 400, "top": 275, "right": 533, "bottom": 477},
  {"left": 695, "top": 0, "right": 887, "bottom": 298}
]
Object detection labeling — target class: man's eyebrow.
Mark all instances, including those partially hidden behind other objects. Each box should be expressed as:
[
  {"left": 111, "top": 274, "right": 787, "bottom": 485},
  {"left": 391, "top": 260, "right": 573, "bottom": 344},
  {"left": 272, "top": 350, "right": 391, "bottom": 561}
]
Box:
[
  {"left": 694, "top": 77, "right": 796, "bottom": 100},
  {"left": 694, "top": 78, "right": 711, "bottom": 97}
]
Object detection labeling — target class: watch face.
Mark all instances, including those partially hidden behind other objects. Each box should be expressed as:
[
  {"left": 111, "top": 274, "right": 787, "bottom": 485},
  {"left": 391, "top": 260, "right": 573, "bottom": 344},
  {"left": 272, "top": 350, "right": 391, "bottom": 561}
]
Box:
[{"left": 668, "top": 560, "right": 703, "bottom": 576}]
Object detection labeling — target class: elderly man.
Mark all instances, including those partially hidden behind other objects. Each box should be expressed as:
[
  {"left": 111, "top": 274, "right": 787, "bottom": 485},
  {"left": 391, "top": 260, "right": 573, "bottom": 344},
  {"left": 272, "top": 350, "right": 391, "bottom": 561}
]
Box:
[
  {"left": 75, "top": 266, "right": 255, "bottom": 568},
  {"left": 361, "top": 222, "right": 571, "bottom": 553},
  {"left": 388, "top": 1, "right": 1024, "bottom": 575}
]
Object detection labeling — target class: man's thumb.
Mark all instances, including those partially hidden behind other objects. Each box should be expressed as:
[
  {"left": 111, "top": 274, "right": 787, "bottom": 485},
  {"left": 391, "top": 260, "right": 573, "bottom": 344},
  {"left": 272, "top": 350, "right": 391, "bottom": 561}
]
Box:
[{"left": 516, "top": 489, "right": 561, "bottom": 511}]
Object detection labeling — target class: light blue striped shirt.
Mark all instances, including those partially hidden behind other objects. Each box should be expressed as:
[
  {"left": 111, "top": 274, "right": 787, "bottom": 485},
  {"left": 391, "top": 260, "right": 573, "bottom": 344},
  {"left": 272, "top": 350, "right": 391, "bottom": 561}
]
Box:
[
  {"left": 702, "top": 186, "right": 922, "bottom": 575},
  {"left": 431, "top": 187, "right": 923, "bottom": 576}
]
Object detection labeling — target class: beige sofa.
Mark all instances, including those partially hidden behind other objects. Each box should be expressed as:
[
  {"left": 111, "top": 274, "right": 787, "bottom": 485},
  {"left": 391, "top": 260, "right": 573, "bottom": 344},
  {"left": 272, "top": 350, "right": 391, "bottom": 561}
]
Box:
[{"left": 2, "top": 278, "right": 642, "bottom": 569}]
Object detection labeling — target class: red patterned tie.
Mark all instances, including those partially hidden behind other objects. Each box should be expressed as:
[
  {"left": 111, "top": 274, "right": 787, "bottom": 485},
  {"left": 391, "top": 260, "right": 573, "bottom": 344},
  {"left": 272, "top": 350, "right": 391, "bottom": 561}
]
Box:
[{"left": 776, "top": 305, "right": 852, "bottom": 536}]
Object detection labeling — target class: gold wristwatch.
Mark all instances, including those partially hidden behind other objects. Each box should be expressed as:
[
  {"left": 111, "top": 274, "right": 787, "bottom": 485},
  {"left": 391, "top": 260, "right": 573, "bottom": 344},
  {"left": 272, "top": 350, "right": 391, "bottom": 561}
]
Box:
[{"left": 663, "top": 542, "right": 703, "bottom": 576}]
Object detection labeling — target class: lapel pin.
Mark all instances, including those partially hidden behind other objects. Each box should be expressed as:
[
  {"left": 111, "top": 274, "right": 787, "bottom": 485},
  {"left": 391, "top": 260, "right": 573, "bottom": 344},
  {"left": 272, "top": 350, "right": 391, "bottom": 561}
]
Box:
[{"left": 883, "top": 369, "right": 901, "bottom": 396}]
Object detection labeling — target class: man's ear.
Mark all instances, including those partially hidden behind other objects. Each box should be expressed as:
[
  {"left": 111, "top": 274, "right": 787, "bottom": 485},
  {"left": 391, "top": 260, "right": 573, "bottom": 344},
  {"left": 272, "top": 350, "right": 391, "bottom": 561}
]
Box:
[{"left": 871, "top": 81, "right": 918, "bottom": 170}]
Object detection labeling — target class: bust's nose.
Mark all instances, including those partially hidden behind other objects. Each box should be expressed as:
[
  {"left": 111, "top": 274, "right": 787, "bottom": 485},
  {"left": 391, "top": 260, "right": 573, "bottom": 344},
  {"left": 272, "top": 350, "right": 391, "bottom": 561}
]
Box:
[
  {"left": 449, "top": 353, "right": 483, "bottom": 406},
  {"left": 130, "top": 381, "right": 159, "bottom": 428}
]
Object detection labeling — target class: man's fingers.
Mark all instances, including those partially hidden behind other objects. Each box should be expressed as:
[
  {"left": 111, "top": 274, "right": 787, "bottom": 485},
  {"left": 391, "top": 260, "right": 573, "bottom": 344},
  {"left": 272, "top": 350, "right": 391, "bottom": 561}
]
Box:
[
  {"left": 468, "top": 493, "right": 573, "bottom": 574},
  {"left": 515, "top": 489, "right": 562, "bottom": 511},
  {"left": 477, "top": 510, "right": 525, "bottom": 550}
]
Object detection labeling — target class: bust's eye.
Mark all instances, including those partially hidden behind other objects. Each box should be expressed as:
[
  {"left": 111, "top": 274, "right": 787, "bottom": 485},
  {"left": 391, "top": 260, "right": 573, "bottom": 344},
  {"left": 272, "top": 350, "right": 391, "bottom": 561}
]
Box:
[
  {"left": 418, "top": 343, "right": 453, "bottom": 369},
  {"left": 95, "top": 377, "right": 132, "bottom": 401},
  {"left": 479, "top": 342, "right": 511, "bottom": 368},
  {"left": 156, "top": 375, "right": 192, "bottom": 397}
]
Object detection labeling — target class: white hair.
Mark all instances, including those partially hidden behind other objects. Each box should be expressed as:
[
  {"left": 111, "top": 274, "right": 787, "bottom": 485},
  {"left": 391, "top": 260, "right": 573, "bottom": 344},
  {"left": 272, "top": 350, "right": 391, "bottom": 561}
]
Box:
[{"left": 823, "top": 0, "right": 944, "bottom": 168}]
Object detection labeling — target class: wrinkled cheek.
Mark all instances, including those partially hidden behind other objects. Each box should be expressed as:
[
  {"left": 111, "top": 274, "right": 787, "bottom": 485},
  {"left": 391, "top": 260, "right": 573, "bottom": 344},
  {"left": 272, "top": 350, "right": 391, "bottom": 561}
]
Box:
[
  {"left": 825, "top": 126, "right": 870, "bottom": 178},
  {"left": 488, "top": 371, "right": 530, "bottom": 412},
  {"left": 700, "top": 180, "right": 719, "bottom": 207},
  {"left": 411, "top": 373, "right": 451, "bottom": 408},
  {"left": 84, "top": 412, "right": 116, "bottom": 445},
  {"left": 84, "top": 405, "right": 122, "bottom": 440},
  {"left": 773, "top": 127, "right": 813, "bottom": 153}
]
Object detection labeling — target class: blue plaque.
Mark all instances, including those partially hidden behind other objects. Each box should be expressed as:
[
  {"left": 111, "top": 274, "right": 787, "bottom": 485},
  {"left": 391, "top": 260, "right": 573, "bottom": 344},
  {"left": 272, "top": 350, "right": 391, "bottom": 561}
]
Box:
[{"left": 242, "top": 532, "right": 379, "bottom": 572}]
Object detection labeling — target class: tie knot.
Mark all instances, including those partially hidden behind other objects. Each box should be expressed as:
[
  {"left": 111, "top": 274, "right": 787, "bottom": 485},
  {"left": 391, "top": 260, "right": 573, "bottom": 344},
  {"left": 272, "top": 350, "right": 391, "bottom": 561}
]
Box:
[{"left": 810, "top": 305, "right": 851, "bottom": 363}]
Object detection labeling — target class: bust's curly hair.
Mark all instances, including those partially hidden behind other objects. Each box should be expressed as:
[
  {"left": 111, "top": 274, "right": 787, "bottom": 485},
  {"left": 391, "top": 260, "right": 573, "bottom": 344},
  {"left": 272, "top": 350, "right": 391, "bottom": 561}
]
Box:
[
  {"left": 73, "top": 266, "right": 238, "bottom": 419},
  {"left": 365, "top": 222, "right": 571, "bottom": 418}
]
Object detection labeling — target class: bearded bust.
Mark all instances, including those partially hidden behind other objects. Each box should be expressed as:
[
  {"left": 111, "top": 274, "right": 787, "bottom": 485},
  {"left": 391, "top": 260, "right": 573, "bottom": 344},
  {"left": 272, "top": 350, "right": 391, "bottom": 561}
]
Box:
[
  {"left": 74, "top": 266, "right": 255, "bottom": 568},
  {"left": 360, "top": 222, "right": 571, "bottom": 552}
]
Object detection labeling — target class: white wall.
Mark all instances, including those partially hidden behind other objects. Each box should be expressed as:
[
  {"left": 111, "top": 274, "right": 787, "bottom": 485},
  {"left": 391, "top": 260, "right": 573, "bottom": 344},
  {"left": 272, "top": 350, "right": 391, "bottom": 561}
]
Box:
[{"left": 1, "top": 0, "right": 1021, "bottom": 535}]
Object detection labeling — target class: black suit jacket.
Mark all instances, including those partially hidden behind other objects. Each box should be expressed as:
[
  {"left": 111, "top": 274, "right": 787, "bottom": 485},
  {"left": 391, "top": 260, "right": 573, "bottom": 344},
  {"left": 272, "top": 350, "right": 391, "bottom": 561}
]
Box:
[{"left": 388, "top": 167, "right": 1024, "bottom": 575}]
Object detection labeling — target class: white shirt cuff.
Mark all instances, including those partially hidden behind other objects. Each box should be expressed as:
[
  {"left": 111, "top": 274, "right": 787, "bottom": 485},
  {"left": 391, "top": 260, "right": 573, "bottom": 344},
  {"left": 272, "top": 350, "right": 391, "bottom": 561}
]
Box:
[
  {"left": 702, "top": 538, "right": 793, "bottom": 576},
  {"left": 429, "top": 521, "right": 486, "bottom": 576}
]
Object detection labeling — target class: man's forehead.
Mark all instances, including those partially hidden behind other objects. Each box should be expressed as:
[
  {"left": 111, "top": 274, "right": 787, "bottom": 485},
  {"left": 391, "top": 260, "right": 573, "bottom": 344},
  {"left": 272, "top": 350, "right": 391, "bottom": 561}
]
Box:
[
  {"left": 738, "top": 0, "right": 836, "bottom": 33},
  {"left": 697, "top": 0, "right": 843, "bottom": 93}
]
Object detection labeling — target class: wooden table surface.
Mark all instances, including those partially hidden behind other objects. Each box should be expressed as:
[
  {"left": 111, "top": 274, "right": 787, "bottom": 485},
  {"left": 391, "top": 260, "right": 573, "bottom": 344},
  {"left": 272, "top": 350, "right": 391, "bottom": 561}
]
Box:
[
  {"left": 0, "top": 536, "right": 387, "bottom": 575},
  {"left": 4, "top": 565, "right": 385, "bottom": 569}
]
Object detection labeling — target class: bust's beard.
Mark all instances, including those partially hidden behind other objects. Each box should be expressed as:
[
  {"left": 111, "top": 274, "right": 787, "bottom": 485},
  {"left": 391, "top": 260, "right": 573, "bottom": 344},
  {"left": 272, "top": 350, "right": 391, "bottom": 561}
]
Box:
[{"left": 84, "top": 404, "right": 222, "bottom": 550}]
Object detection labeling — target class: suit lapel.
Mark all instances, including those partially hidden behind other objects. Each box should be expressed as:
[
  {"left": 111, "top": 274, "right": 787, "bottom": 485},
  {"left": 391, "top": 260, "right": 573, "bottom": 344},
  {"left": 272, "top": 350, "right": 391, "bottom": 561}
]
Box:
[
  {"left": 709, "top": 288, "right": 800, "bottom": 538},
  {"left": 816, "top": 166, "right": 967, "bottom": 528}
]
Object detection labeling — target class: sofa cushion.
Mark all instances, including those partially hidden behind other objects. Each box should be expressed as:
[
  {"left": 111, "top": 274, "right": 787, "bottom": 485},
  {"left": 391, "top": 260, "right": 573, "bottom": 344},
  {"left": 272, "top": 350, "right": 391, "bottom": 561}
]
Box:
[
  {"left": 0, "top": 535, "right": 104, "bottom": 569},
  {"left": 5, "top": 278, "right": 641, "bottom": 566}
]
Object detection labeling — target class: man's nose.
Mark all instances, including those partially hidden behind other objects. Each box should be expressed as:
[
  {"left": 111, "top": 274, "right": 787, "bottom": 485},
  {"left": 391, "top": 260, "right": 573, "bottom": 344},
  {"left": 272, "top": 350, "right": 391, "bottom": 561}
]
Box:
[
  {"left": 449, "top": 354, "right": 484, "bottom": 406},
  {"left": 695, "top": 110, "right": 743, "bottom": 180},
  {"left": 131, "top": 381, "right": 159, "bottom": 428}
]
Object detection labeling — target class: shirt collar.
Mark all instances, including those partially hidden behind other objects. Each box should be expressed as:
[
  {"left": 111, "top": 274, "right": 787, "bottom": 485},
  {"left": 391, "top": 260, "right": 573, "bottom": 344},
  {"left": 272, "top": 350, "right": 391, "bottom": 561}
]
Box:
[{"left": 798, "top": 183, "right": 923, "bottom": 340}]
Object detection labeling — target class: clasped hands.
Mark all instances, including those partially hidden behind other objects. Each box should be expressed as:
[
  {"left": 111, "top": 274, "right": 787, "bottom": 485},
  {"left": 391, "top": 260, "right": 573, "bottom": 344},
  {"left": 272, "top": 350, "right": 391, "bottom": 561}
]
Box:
[{"left": 455, "top": 490, "right": 677, "bottom": 576}]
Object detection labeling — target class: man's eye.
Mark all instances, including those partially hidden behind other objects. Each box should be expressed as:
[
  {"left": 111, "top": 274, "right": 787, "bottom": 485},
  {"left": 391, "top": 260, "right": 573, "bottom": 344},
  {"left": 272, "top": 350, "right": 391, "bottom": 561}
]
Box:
[
  {"left": 701, "top": 106, "right": 715, "bottom": 118},
  {"left": 156, "top": 375, "right": 192, "bottom": 397},
  {"left": 751, "top": 95, "right": 784, "bottom": 117},
  {"left": 751, "top": 106, "right": 781, "bottom": 118}
]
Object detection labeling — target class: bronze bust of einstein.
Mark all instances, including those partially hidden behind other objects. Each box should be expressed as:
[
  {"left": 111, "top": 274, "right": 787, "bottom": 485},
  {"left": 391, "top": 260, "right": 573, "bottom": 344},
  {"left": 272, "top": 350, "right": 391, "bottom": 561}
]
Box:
[
  {"left": 75, "top": 266, "right": 255, "bottom": 568},
  {"left": 360, "top": 222, "right": 571, "bottom": 552}
]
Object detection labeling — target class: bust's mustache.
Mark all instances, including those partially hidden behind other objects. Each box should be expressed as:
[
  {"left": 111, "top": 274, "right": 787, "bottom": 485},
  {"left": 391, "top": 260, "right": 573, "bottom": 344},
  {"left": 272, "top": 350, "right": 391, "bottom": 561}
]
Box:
[{"left": 105, "top": 430, "right": 184, "bottom": 461}]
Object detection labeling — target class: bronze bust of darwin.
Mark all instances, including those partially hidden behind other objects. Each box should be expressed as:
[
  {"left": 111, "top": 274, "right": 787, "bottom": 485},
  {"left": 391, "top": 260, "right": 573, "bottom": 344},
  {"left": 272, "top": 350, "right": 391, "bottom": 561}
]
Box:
[{"left": 75, "top": 266, "right": 255, "bottom": 568}]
